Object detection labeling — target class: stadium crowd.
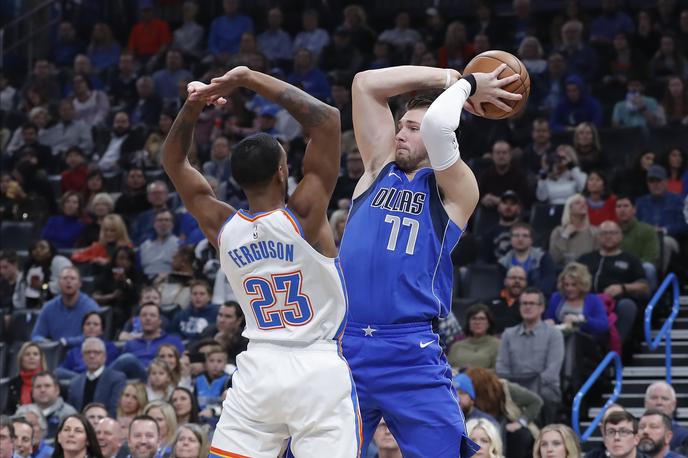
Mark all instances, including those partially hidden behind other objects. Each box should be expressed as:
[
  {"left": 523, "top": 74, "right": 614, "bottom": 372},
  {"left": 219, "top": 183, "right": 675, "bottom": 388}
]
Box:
[{"left": 1, "top": 0, "right": 688, "bottom": 457}]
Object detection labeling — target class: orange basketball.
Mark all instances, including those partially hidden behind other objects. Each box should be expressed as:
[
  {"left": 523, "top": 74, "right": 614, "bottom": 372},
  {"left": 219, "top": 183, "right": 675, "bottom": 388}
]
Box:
[{"left": 462, "top": 50, "right": 530, "bottom": 120}]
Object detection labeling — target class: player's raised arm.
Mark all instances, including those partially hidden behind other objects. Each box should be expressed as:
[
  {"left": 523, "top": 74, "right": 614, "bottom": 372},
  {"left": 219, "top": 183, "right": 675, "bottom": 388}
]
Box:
[
  {"left": 190, "top": 66, "right": 341, "bottom": 251},
  {"left": 420, "top": 65, "right": 522, "bottom": 228},
  {"left": 161, "top": 97, "right": 234, "bottom": 249},
  {"left": 352, "top": 66, "right": 461, "bottom": 175}
]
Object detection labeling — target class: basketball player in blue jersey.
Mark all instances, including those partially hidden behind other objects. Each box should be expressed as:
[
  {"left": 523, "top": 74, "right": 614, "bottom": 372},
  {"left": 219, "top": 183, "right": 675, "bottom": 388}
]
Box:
[
  {"left": 338, "top": 64, "right": 522, "bottom": 457},
  {"left": 162, "top": 66, "right": 362, "bottom": 457}
]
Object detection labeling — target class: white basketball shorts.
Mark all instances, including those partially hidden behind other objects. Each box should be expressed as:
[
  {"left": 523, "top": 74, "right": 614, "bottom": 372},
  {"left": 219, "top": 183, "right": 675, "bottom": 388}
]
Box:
[{"left": 209, "top": 340, "right": 362, "bottom": 458}]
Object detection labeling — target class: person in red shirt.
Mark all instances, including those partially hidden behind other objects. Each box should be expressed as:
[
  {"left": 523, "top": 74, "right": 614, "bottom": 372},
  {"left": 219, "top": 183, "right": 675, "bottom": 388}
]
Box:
[
  {"left": 127, "top": 2, "right": 172, "bottom": 59},
  {"left": 61, "top": 147, "right": 89, "bottom": 195},
  {"left": 585, "top": 170, "right": 617, "bottom": 226}
]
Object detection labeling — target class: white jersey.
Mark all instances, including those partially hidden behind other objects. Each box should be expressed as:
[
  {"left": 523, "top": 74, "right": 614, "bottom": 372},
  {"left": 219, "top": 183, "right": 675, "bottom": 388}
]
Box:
[{"left": 217, "top": 208, "right": 347, "bottom": 343}]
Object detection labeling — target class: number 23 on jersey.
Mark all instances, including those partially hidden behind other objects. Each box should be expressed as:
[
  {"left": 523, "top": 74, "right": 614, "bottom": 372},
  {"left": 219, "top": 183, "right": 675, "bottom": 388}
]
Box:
[{"left": 243, "top": 271, "right": 314, "bottom": 330}]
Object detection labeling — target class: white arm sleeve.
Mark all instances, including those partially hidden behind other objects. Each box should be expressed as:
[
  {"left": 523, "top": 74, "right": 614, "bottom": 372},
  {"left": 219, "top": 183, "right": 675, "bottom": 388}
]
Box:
[{"left": 420, "top": 78, "right": 472, "bottom": 171}]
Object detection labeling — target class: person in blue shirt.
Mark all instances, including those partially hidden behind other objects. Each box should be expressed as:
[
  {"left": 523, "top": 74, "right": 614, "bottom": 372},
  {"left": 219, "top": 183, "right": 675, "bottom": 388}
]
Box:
[
  {"left": 195, "top": 349, "right": 230, "bottom": 415},
  {"left": 172, "top": 280, "right": 218, "bottom": 342},
  {"left": 56, "top": 312, "right": 120, "bottom": 380},
  {"left": 257, "top": 7, "right": 293, "bottom": 63},
  {"left": 208, "top": 0, "right": 253, "bottom": 56},
  {"left": 287, "top": 48, "right": 331, "bottom": 101},
  {"left": 338, "top": 63, "right": 521, "bottom": 456},
  {"left": 41, "top": 191, "right": 86, "bottom": 249},
  {"left": 636, "top": 165, "right": 688, "bottom": 239},
  {"left": 152, "top": 50, "right": 192, "bottom": 102},
  {"left": 638, "top": 410, "right": 687, "bottom": 458},
  {"left": 31, "top": 266, "right": 99, "bottom": 347},
  {"left": 550, "top": 74, "right": 603, "bottom": 132}
]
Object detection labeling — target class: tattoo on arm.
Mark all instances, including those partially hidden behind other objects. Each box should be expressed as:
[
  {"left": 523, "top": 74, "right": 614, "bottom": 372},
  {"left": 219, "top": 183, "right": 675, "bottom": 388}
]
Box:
[
  {"left": 164, "top": 101, "right": 203, "bottom": 162},
  {"left": 275, "top": 88, "right": 330, "bottom": 128}
]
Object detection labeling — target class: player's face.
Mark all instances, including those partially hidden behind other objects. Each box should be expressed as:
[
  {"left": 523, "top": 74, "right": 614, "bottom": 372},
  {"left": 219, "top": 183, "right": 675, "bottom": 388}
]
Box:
[{"left": 395, "top": 109, "right": 430, "bottom": 173}]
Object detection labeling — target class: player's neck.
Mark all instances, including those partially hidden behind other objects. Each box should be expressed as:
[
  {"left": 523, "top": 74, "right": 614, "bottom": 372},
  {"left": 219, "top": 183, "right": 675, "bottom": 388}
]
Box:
[{"left": 246, "top": 193, "right": 286, "bottom": 215}]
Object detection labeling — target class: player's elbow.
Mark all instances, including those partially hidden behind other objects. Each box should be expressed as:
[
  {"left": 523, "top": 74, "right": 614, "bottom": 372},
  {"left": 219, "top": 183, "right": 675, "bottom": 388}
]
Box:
[{"left": 420, "top": 104, "right": 454, "bottom": 140}]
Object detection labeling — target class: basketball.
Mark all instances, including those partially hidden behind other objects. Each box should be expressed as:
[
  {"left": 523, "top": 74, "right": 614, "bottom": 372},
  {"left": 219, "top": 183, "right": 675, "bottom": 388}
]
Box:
[{"left": 463, "top": 50, "right": 530, "bottom": 120}]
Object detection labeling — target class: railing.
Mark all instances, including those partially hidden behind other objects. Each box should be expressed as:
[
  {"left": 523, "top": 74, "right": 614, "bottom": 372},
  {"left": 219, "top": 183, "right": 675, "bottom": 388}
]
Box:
[
  {"left": 572, "top": 351, "right": 623, "bottom": 441},
  {"left": 644, "top": 272, "right": 681, "bottom": 384}
]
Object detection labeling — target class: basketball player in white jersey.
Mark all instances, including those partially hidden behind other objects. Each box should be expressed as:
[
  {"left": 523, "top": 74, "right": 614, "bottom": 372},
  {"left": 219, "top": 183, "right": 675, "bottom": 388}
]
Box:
[{"left": 162, "top": 66, "right": 361, "bottom": 458}]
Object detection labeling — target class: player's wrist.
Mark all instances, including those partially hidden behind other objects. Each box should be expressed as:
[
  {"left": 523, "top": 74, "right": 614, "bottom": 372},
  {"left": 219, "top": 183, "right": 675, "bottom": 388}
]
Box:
[{"left": 460, "top": 74, "right": 477, "bottom": 97}]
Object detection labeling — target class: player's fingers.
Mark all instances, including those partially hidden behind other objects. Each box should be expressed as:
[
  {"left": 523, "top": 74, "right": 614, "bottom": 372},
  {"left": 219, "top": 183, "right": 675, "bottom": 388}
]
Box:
[
  {"left": 491, "top": 63, "right": 508, "bottom": 77},
  {"left": 472, "top": 101, "right": 486, "bottom": 116},
  {"left": 489, "top": 98, "right": 513, "bottom": 112},
  {"left": 497, "top": 90, "right": 523, "bottom": 101},
  {"left": 496, "top": 74, "right": 521, "bottom": 86}
]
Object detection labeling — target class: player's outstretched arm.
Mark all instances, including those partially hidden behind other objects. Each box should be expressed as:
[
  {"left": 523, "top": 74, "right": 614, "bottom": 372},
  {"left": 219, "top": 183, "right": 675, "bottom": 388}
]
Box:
[
  {"left": 161, "top": 98, "right": 234, "bottom": 248},
  {"left": 352, "top": 66, "right": 460, "bottom": 175},
  {"left": 189, "top": 66, "right": 341, "bottom": 253},
  {"left": 420, "top": 64, "right": 522, "bottom": 228}
]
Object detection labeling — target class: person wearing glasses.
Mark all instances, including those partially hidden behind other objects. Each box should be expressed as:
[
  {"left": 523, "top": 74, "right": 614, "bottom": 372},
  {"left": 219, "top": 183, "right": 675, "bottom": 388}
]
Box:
[
  {"left": 497, "top": 223, "right": 556, "bottom": 296},
  {"left": 584, "top": 410, "right": 651, "bottom": 458}
]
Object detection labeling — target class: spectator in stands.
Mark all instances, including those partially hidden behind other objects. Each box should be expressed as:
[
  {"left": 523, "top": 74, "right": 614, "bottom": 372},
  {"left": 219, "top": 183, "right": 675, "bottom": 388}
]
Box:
[
  {"left": 169, "top": 424, "right": 209, "bottom": 458},
  {"left": 448, "top": 304, "right": 500, "bottom": 370},
  {"left": 480, "top": 191, "right": 522, "bottom": 263},
  {"left": 93, "top": 245, "right": 141, "bottom": 328},
  {"left": 257, "top": 7, "right": 292, "bottom": 64},
  {"left": 83, "top": 403, "right": 108, "bottom": 428},
  {"left": 466, "top": 419, "right": 502, "bottom": 458},
  {"left": 536, "top": 144, "right": 587, "bottom": 205},
  {"left": 545, "top": 262, "right": 609, "bottom": 337},
  {"left": 649, "top": 34, "right": 688, "bottom": 83},
  {"left": 533, "top": 424, "right": 582, "bottom": 458},
  {"left": 107, "top": 51, "right": 139, "bottom": 112},
  {"left": 154, "top": 246, "right": 194, "bottom": 309},
  {"left": 127, "top": 2, "right": 172, "bottom": 60},
  {"left": 328, "top": 209, "right": 347, "bottom": 248},
  {"left": 22, "top": 60, "right": 61, "bottom": 104},
  {"left": 292, "top": 9, "right": 329, "bottom": 60},
  {"left": 488, "top": 266, "right": 526, "bottom": 334},
  {"left": 152, "top": 50, "right": 192, "bottom": 102},
  {"left": 612, "top": 80, "right": 666, "bottom": 129},
  {"left": 589, "top": 0, "right": 634, "bottom": 44},
  {"left": 540, "top": 52, "right": 568, "bottom": 116},
  {"left": 41, "top": 191, "right": 86, "bottom": 249},
  {"left": 140, "top": 209, "right": 179, "bottom": 281},
  {"left": 372, "top": 418, "right": 402, "bottom": 458},
  {"left": 600, "top": 32, "right": 648, "bottom": 105},
  {"left": 131, "top": 76, "right": 162, "bottom": 128},
  {"left": 142, "top": 111, "right": 174, "bottom": 168},
  {"left": 199, "top": 301, "right": 247, "bottom": 365},
  {"left": 6, "top": 342, "right": 47, "bottom": 414},
  {"left": 72, "top": 74, "right": 110, "bottom": 129},
  {"left": 454, "top": 375, "right": 499, "bottom": 428},
  {"left": 340, "top": 4, "right": 376, "bottom": 54},
  {"left": 22, "top": 240, "right": 72, "bottom": 307},
  {"left": 662, "top": 76, "right": 688, "bottom": 126},
  {"left": 113, "top": 303, "right": 184, "bottom": 379},
  {"left": 170, "top": 387, "right": 200, "bottom": 426},
  {"left": 95, "top": 418, "right": 121, "bottom": 458},
  {"left": 636, "top": 165, "right": 688, "bottom": 243},
  {"left": 208, "top": 0, "right": 253, "bottom": 57},
  {"left": 551, "top": 75, "right": 602, "bottom": 132},
  {"left": 114, "top": 167, "right": 150, "bottom": 221},
  {"left": 43, "top": 99, "right": 94, "bottom": 158},
  {"left": 195, "top": 348, "right": 229, "bottom": 418},
  {"left": 67, "top": 337, "right": 126, "bottom": 416},
  {"left": 156, "top": 344, "right": 191, "bottom": 389},
  {"left": 13, "top": 404, "right": 52, "bottom": 458},
  {"left": 549, "top": 194, "right": 598, "bottom": 267},
  {"left": 93, "top": 112, "right": 141, "bottom": 174},
  {"left": 521, "top": 118, "right": 555, "bottom": 175},
  {"left": 660, "top": 147, "right": 687, "bottom": 196},
  {"left": 437, "top": 20, "right": 474, "bottom": 70},
  {"left": 71, "top": 214, "right": 132, "bottom": 267},
  {"left": 578, "top": 220, "right": 650, "bottom": 349},
  {"left": 518, "top": 36, "right": 547, "bottom": 83},
  {"left": 11, "top": 148, "right": 58, "bottom": 219},
  {"left": 115, "top": 382, "right": 147, "bottom": 433},
  {"left": 202, "top": 137, "right": 232, "bottom": 183},
  {"left": 127, "top": 415, "right": 160, "bottom": 458},
  {"left": 143, "top": 401, "right": 177, "bottom": 457},
  {"left": 11, "top": 418, "right": 33, "bottom": 458},
  {"left": 330, "top": 147, "right": 364, "bottom": 210},
  {"left": 133, "top": 181, "right": 173, "bottom": 244},
  {"left": 379, "top": 11, "right": 421, "bottom": 52},
  {"left": 80, "top": 192, "right": 114, "bottom": 247},
  {"left": 0, "top": 249, "right": 25, "bottom": 313},
  {"left": 638, "top": 409, "right": 684, "bottom": 458},
  {"left": 585, "top": 171, "right": 617, "bottom": 226},
  {"left": 644, "top": 381, "right": 688, "bottom": 451},
  {"left": 288, "top": 48, "right": 331, "bottom": 101},
  {"left": 614, "top": 150, "right": 655, "bottom": 201},
  {"left": 615, "top": 195, "right": 660, "bottom": 288},
  {"left": 465, "top": 367, "right": 542, "bottom": 458},
  {"left": 60, "top": 147, "right": 89, "bottom": 196},
  {"left": 32, "top": 372, "right": 77, "bottom": 438},
  {"left": 6, "top": 107, "right": 51, "bottom": 156},
  {"left": 498, "top": 223, "right": 556, "bottom": 296},
  {"left": 87, "top": 23, "right": 120, "bottom": 74},
  {"left": 145, "top": 359, "right": 175, "bottom": 402},
  {"left": 496, "top": 287, "right": 564, "bottom": 423},
  {"left": 573, "top": 122, "right": 608, "bottom": 174},
  {"left": 172, "top": 280, "right": 218, "bottom": 342},
  {"left": 479, "top": 141, "right": 532, "bottom": 209},
  {"left": 83, "top": 170, "right": 106, "bottom": 207},
  {"left": 172, "top": 2, "right": 204, "bottom": 61},
  {"left": 53, "top": 21, "right": 83, "bottom": 68},
  {"left": 57, "top": 312, "right": 120, "bottom": 380},
  {"left": 320, "top": 27, "right": 364, "bottom": 75},
  {"left": 9, "top": 122, "right": 53, "bottom": 171},
  {"left": 31, "top": 266, "right": 99, "bottom": 346},
  {"left": 592, "top": 410, "right": 647, "bottom": 458},
  {"left": 558, "top": 20, "right": 598, "bottom": 82}
]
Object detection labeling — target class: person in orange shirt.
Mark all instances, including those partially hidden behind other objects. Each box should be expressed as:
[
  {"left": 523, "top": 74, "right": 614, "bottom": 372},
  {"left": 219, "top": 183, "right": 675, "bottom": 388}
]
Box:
[{"left": 127, "top": 1, "right": 171, "bottom": 59}]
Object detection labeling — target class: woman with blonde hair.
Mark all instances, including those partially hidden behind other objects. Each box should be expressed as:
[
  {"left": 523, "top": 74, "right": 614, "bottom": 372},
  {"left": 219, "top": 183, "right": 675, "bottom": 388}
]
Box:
[
  {"left": 72, "top": 214, "right": 131, "bottom": 265},
  {"left": 80, "top": 192, "right": 114, "bottom": 246},
  {"left": 329, "top": 209, "right": 348, "bottom": 248},
  {"left": 518, "top": 36, "right": 546, "bottom": 78},
  {"left": 536, "top": 145, "right": 587, "bottom": 204},
  {"left": 169, "top": 423, "right": 209, "bottom": 458},
  {"left": 7, "top": 342, "right": 48, "bottom": 412},
  {"left": 465, "top": 367, "right": 542, "bottom": 458},
  {"left": 548, "top": 194, "right": 598, "bottom": 267},
  {"left": 116, "top": 381, "right": 147, "bottom": 433},
  {"left": 533, "top": 424, "right": 582, "bottom": 458},
  {"left": 467, "top": 418, "right": 504, "bottom": 458},
  {"left": 144, "top": 400, "right": 178, "bottom": 457}
]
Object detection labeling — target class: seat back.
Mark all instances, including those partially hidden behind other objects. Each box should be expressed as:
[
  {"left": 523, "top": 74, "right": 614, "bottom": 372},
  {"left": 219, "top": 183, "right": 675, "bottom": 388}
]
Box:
[
  {"left": 462, "top": 263, "right": 503, "bottom": 302},
  {"left": 530, "top": 203, "right": 564, "bottom": 249},
  {"left": 0, "top": 221, "right": 37, "bottom": 251},
  {"left": 9, "top": 310, "right": 40, "bottom": 343},
  {"left": 37, "top": 341, "right": 65, "bottom": 372}
]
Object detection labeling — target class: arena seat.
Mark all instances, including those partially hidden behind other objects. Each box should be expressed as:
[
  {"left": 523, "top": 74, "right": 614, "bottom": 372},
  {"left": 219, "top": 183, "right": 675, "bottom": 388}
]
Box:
[
  {"left": 0, "top": 221, "right": 37, "bottom": 251},
  {"left": 530, "top": 203, "right": 564, "bottom": 249},
  {"left": 460, "top": 263, "right": 503, "bottom": 302},
  {"left": 37, "top": 340, "right": 65, "bottom": 372},
  {"left": 98, "top": 306, "right": 114, "bottom": 340},
  {"left": 0, "top": 377, "right": 9, "bottom": 413},
  {"left": 0, "top": 342, "right": 6, "bottom": 378},
  {"left": 9, "top": 309, "right": 40, "bottom": 344},
  {"left": 599, "top": 127, "right": 646, "bottom": 166}
]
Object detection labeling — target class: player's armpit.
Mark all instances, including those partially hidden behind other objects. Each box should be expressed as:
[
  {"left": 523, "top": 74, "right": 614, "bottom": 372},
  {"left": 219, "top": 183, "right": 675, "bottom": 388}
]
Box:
[
  {"left": 161, "top": 100, "right": 234, "bottom": 247},
  {"left": 435, "top": 160, "right": 480, "bottom": 230}
]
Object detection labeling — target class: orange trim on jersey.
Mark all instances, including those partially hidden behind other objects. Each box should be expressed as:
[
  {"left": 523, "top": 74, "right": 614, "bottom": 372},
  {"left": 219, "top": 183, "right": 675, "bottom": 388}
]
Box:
[
  {"left": 209, "top": 447, "right": 250, "bottom": 458},
  {"left": 236, "top": 209, "right": 280, "bottom": 222},
  {"left": 280, "top": 210, "right": 302, "bottom": 236},
  {"left": 236, "top": 209, "right": 301, "bottom": 236}
]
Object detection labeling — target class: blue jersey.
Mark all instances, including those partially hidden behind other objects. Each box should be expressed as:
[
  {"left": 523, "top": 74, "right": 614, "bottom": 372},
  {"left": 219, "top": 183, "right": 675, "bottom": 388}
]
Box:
[{"left": 339, "top": 162, "right": 463, "bottom": 324}]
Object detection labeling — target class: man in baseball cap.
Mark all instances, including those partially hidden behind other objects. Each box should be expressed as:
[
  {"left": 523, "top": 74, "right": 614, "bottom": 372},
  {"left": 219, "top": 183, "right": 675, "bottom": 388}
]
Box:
[{"left": 452, "top": 373, "right": 500, "bottom": 429}]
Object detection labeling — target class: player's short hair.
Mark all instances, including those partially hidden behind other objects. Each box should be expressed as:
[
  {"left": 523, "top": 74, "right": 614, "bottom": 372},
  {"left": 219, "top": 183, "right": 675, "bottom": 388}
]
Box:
[
  {"left": 405, "top": 90, "right": 442, "bottom": 111},
  {"left": 231, "top": 133, "right": 282, "bottom": 189}
]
